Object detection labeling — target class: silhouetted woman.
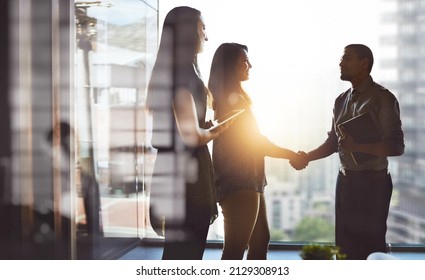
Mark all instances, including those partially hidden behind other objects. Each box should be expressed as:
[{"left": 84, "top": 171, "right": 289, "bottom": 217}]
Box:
[
  {"left": 146, "top": 6, "right": 230, "bottom": 260},
  {"left": 208, "top": 43, "right": 300, "bottom": 259}
]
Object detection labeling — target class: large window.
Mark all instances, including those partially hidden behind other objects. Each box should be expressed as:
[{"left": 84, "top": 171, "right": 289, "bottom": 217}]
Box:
[
  {"left": 153, "top": 0, "right": 425, "bottom": 246},
  {"left": 70, "top": 0, "right": 425, "bottom": 252}
]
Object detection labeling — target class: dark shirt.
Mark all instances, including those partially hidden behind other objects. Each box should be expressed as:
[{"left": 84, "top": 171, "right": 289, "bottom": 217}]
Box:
[
  {"left": 324, "top": 75, "right": 404, "bottom": 171},
  {"left": 148, "top": 64, "right": 218, "bottom": 227},
  {"left": 213, "top": 94, "right": 273, "bottom": 202},
  {"left": 148, "top": 65, "right": 210, "bottom": 149}
]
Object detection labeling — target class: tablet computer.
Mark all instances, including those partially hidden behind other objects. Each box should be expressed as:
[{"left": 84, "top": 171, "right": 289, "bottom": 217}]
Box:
[{"left": 208, "top": 109, "right": 245, "bottom": 132}]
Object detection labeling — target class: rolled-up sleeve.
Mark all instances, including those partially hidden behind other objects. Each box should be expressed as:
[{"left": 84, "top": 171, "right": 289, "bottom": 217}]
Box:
[{"left": 378, "top": 92, "right": 405, "bottom": 155}]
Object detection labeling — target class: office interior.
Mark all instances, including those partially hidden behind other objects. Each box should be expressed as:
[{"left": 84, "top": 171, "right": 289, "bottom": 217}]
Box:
[{"left": 1, "top": 0, "right": 425, "bottom": 260}]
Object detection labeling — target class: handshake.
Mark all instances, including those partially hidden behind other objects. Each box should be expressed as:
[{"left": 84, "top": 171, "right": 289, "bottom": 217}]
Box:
[{"left": 289, "top": 151, "right": 309, "bottom": 170}]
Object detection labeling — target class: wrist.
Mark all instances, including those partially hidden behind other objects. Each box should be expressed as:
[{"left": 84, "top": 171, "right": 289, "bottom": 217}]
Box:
[{"left": 304, "top": 152, "right": 312, "bottom": 162}]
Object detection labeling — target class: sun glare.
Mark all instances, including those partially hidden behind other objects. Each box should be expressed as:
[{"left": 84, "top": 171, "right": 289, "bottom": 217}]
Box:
[
  {"left": 161, "top": 0, "right": 382, "bottom": 151},
  {"left": 250, "top": 89, "right": 312, "bottom": 150}
]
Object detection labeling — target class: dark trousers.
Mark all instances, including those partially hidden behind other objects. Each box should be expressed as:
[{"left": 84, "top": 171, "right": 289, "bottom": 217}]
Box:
[
  {"left": 161, "top": 210, "right": 211, "bottom": 260},
  {"left": 335, "top": 169, "right": 392, "bottom": 260},
  {"left": 219, "top": 191, "right": 270, "bottom": 260}
]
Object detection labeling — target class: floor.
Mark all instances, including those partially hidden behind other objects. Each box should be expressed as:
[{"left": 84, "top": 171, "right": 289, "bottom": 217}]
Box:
[{"left": 118, "top": 245, "right": 425, "bottom": 260}]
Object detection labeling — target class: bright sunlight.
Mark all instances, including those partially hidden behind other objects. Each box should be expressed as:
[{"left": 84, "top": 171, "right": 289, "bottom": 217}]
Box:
[{"left": 160, "top": 0, "right": 390, "bottom": 151}]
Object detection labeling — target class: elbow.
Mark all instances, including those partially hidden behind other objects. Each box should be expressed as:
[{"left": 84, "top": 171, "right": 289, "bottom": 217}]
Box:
[
  {"left": 176, "top": 123, "right": 210, "bottom": 147},
  {"left": 388, "top": 144, "right": 404, "bottom": 157},
  {"left": 183, "top": 130, "right": 212, "bottom": 147},
  {"left": 394, "top": 146, "right": 404, "bottom": 157},
  {"left": 389, "top": 150, "right": 403, "bottom": 157},
  {"left": 388, "top": 132, "right": 404, "bottom": 157},
  {"left": 179, "top": 130, "right": 200, "bottom": 147}
]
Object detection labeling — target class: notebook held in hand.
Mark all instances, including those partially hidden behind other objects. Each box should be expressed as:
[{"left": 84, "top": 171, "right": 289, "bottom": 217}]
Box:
[{"left": 337, "top": 112, "right": 381, "bottom": 165}]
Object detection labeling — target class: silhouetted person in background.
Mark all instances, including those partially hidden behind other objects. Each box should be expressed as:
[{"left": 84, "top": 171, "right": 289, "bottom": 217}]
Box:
[{"left": 46, "top": 122, "right": 103, "bottom": 239}]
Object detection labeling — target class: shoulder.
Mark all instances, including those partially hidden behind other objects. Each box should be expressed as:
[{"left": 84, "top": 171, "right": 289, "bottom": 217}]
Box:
[
  {"left": 370, "top": 82, "right": 401, "bottom": 116},
  {"left": 176, "top": 65, "right": 203, "bottom": 86},
  {"left": 175, "top": 65, "right": 196, "bottom": 81},
  {"left": 372, "top": 81, "right": 398, "bottom": 102},
  {"left": 334, "top": 88, "right": 350, "bottom": 105},
  {"left": 371, "top": 80, "right": 389, "bottom": 93}
]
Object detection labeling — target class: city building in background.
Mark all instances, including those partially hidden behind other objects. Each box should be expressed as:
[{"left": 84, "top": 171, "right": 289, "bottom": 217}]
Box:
[{"left": 382, "top": 0, "right": 425, "bottom": 244}]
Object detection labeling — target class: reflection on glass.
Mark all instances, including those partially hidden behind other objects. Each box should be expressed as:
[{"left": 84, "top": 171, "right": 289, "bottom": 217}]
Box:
[{"left": 74, "top": 0, "right": 158, "bottom": 258}]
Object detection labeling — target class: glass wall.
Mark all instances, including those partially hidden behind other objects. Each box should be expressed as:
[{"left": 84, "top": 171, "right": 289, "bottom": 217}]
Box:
[
  {"left": 73, "top": 0, "right": 158, "bottom": 257},
  {"left": 0, "top": 0, "right": 159, "bottom": 260},
  {"left": 3, "top": 0, "right": 75, "bottom": 259}
]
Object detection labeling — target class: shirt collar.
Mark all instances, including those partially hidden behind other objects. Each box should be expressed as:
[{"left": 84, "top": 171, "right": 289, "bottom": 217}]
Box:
[{"left": 352, "top": 75, "right": 374, "bottom": 94}]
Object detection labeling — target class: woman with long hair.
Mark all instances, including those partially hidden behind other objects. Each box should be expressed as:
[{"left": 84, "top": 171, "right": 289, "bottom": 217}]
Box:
[
  {"left": 146, "top": 7, "right": 230, "bottom": 260},
  {"left": 208, "top": 43, "right": 301, "bottom": 259}
]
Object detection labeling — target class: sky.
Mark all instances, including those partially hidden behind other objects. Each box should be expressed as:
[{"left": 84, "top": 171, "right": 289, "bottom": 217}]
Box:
[{"left": 158, "top": 0, "right": 396, "bottom": 150}]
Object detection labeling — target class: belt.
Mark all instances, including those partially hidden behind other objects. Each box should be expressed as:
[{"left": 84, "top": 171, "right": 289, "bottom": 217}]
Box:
[{"left": 339, "top": 168, "right": 388, "bottom": 177}]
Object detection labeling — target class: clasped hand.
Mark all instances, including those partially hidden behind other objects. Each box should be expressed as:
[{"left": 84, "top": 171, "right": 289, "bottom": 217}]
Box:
[{"left": 289, "top": 151, "right": 309, "bottom": 170}]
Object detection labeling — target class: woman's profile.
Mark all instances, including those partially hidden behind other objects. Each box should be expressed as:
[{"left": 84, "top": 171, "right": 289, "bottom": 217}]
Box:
[
  {"left": 208, "top": 42, "right": 301, "bottom": 259},
  {"left": 146, "top": 6, "right": 230, "bottom": 260}
]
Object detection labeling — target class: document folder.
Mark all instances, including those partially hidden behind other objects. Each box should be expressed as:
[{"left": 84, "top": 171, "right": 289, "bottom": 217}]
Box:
[{"left": 337, "top": 112, "right": 381, "bottom": 165}]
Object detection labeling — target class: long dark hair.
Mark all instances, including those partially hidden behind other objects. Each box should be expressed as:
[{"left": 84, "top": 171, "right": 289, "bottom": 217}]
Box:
[
  {"left": 208, "top": 43, "right": 251, "bottom": 112},
  {"left": 146, "top": 6, "right": 202, "bottom": 111}
]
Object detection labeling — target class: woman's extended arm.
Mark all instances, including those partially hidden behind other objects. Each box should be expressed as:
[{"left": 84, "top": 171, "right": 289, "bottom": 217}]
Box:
[{"left": 263, "top": 141, "right": 298, "bottom": 161}]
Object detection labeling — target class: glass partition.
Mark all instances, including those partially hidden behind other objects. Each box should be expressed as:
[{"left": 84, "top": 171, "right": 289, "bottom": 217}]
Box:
[
  {"left": 3, "top": 0, "right": 158, "bottom": 260},
  {"left": 74, "top": 0, "right": 158, "bottom": 258}
]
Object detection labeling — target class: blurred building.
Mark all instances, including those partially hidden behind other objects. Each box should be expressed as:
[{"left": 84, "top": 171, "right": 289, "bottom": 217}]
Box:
[{"left": 381, "top": 0, "right": 425, "bottom": 244}]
